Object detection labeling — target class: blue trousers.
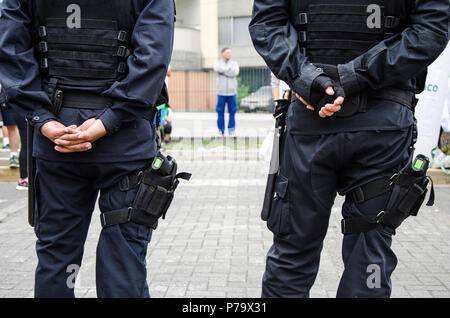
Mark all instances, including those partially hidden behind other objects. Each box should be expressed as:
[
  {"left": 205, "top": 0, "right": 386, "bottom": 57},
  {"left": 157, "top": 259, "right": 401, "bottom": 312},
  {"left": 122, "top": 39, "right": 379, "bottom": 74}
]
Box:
[
  {"left": 33, "top": 159, "right": 153, "bottom": 298},
  {"left": 262, "top": 126, "right": 412, "bottom": 298},
  {"left": 216, "top": 95, "right": 237, "bottom": 133}
]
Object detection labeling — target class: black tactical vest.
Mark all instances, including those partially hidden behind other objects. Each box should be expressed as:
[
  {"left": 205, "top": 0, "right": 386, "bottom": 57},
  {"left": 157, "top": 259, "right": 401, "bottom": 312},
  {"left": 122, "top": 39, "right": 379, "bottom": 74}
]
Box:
[
  {"left": 290, "top": 0, "right": 410, "bottom": 65},
  {"left": 34, "top": 0, "right": 132, "bottom": 89}
]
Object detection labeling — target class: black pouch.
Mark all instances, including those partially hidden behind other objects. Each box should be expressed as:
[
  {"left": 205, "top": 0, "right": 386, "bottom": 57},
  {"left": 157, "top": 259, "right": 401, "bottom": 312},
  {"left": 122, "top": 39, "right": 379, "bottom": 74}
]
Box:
[
  {"left": 267, "top": 174, "right": 291, "bottom": 237},
  {"left": 133, "top": 173, "right": 174, "bottom": 219},
  {"left": 100, "top": 154, "right": 191, "bottom": 230},
  {"left": 380, "top": 172, "right": 433, "bottom": 229},
  {"left": 130, "top": 154, "right": 190, "bottom": 229}
]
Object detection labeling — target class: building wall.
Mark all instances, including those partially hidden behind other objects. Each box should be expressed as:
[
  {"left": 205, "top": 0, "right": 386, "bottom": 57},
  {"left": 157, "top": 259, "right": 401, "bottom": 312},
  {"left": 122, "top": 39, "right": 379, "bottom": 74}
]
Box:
[
  {"left": 172, "top": 0, "right": 265, "bottom": 70},
  {"left": 172, "top": 27, "right": 202, "bottom": 70},
  {"left": 218, "top": 0, "right": 254, "bottom": 18},
  {"left": 175, "top": 0, "right": 201, "bottom": 29},
  {"left": 170, "top": 0, "right": 269, "bottom": 111},
  {"left": 172, "top": 0, "right": 203, "bottom": 70},
  {"left": 199, "top": 0, "right": 218, "bottom": 69},
  {"left": 217, "top": 0, "right": 266, "bottom": 68},
  {"left": 168, "top": 71, "right": 216, "bottom": 111}
]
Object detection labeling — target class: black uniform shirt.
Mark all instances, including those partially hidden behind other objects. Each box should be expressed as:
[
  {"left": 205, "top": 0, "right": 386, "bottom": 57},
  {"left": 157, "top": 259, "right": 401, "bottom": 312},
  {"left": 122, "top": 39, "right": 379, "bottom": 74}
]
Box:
[
  {"left": 0, "top": 0, "right": 175, "bottom": 162},
  {"left": 249, "top": 0, "right": 449, "bottom": 135}
]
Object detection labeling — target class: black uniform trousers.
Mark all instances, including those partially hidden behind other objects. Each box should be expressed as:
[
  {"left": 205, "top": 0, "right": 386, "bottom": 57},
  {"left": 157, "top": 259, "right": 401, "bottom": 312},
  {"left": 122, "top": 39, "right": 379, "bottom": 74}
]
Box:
[
  {"left": 262, "top": 124, "right": 413, "bottom": 298},
  {"left": 33, "top": 158, "right": 153, "bottom": 298}
]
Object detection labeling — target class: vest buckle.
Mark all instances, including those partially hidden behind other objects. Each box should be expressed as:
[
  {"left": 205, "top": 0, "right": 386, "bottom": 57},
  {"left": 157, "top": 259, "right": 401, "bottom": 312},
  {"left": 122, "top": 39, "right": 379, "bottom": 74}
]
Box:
[
  {"left": 384, "top": 16, "right": 399, "bottom": 29},
  {"left": 38, "top": 26, "right": 47, "bottom": 38},
  {"left": 117, "top": 62, "right": 127, "bottom": 74},
  {"left": 117, "top": 30, "right": 128, "bottom": 42},
  {"left": 39, "top": 41, "right": 48, "bottom": 53},
  {"left": 117, "top": 46, "right": 130, "bottom": 58},
  {"left": 297, "top": 13, "right": 308, "bottom": 25},
  {"left": 299, "top": 31, "right": 307, "bottom": 43}
]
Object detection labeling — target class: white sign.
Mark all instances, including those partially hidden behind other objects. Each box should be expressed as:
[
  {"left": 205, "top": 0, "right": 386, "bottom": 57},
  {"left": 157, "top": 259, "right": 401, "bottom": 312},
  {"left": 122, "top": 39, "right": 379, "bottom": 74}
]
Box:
[{"left": 414, "top": 43, "right": 450, "bottom": 158}]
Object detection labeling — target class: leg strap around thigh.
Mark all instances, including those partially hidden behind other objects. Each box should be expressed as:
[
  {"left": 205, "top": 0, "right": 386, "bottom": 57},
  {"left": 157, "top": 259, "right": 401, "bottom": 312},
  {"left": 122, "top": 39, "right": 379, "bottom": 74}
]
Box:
[
  {"left": 100, "top": 207, "right": 159, "bottom": 229},
  {"left": 341, "top": 177, "right": 390, "bottom": 235}
]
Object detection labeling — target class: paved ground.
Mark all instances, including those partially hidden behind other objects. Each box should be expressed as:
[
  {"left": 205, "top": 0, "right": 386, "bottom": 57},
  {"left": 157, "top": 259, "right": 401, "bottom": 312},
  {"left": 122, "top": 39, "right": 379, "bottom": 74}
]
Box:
[{"left": 0, "top": 158, "right": 449, "bottom": 298}]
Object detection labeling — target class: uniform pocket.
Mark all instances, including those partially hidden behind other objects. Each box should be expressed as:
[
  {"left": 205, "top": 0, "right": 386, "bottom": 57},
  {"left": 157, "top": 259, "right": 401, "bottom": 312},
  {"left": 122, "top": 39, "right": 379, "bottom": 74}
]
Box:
[{"left": 267, "top": 174, "right": 291, "bottom": 237}]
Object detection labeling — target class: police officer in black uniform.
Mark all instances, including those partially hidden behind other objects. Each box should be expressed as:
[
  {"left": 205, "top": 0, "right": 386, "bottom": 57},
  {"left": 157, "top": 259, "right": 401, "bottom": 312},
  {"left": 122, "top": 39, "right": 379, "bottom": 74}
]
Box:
[
  {"left": 0, "top": 0, "right": 174, "bottom": 297},
  {"left": 249, "top": 0, "right": 449, "bottom": 297}
]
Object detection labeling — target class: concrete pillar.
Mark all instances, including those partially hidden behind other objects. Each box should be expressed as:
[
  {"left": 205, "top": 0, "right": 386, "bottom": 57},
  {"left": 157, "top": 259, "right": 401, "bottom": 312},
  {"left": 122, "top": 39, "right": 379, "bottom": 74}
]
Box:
[{"left": 200, "top": 0, "right": 218, "bottom": 69}]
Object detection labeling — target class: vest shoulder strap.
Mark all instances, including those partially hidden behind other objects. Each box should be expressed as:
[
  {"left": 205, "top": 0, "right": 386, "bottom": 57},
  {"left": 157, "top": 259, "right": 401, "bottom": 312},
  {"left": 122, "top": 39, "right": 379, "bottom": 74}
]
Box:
[
  {"left": 35, "top": 0, "right": 46, "bottom": 27},
  {"left": 113, "top": 0, "right": 132, "bottom": 33}
]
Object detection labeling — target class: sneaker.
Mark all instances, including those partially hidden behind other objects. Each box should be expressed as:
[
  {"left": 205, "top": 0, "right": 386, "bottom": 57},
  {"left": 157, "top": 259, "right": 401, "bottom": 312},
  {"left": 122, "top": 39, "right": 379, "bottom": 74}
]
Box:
[
  {"left": 16, "top": 179, "right": 28, "bottom": 191},
  {"left": 2, "top": 144, "right": 9, "bottom": 150},
  {"left": 9, "top": 155, "right": 19, "bottom": 168}
]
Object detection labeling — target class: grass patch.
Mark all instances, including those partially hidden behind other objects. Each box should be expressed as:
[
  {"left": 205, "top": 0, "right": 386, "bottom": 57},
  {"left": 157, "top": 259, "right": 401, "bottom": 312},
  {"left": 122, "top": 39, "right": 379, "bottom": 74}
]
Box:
[{"left": 164, "top": 138, "right": 262, "bottom": 151}]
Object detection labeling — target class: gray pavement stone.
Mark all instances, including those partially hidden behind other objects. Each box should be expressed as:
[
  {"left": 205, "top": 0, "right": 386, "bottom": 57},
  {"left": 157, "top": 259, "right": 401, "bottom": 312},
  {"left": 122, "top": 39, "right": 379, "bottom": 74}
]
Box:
[{"left": 0, "top": 161, "right": 449, "bottom": 298}]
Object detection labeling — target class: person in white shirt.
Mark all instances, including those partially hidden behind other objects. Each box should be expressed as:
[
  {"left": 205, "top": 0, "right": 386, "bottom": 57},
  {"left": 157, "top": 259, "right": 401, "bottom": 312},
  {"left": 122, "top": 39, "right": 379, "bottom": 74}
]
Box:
[{"left": 214, "top": 48, "right": 240, "bottom": 135}]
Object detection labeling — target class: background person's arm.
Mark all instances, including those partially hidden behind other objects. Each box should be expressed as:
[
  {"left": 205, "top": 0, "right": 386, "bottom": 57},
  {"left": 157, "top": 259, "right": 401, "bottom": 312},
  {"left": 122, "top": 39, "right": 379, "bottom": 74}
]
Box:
[
  {"left": 271, "top": 73, "right": 280, "bottom": 100},
  {"left": 214, "top": 60, "right": 227, "bottom": 75},
  {"left": 224, "top": 61, "right": 239, "bottom": 78}
]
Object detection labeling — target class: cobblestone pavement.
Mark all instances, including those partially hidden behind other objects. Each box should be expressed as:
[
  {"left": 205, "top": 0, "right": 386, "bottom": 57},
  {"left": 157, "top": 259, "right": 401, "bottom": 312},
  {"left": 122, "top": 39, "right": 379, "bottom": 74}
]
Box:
[{"left": 0, "top": 159, "right": 449, "bottom": 298}]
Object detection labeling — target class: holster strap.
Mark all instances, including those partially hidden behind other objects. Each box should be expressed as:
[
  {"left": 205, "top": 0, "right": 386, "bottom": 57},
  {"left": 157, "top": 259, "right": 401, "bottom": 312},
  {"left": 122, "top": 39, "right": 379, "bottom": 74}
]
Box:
[
  {"left": 103, "top": 172, "right": 142, "bottom": 194},
  {"left": 100, "top": 207, "right": 131, "bottom": 228},
  {"left": 342, "top": 178, "right": 392, "bottom": 235},
  {"left": 100, "top": 207, "right": 159, "bottom": 229},
  {"left": 341, "top": 212, "right": 385, "bottom": 235},
  {"left": 346, "top": 177, "right": 390, "bottom": 204}
]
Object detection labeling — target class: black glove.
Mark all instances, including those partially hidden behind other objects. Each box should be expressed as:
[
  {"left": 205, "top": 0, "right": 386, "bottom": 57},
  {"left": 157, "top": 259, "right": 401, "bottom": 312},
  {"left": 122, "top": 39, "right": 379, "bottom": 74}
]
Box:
[
  {"left": 320, "top": 64, "right": 369, "bottom": 117},
  {"left": 293, "top": 63, "right": 345, "bottom": 113},
  {"left": 310, "top": 75, "right": 346, "bottom": 113}
]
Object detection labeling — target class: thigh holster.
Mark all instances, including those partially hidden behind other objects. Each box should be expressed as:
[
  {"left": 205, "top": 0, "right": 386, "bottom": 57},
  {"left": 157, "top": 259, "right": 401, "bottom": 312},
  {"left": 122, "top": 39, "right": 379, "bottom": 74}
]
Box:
[
  {"left": 100, "top": 154, "right": 191, "bottom": 230},
  {"left": 341, "top": 156, "right": 435, "bottom": 235}
]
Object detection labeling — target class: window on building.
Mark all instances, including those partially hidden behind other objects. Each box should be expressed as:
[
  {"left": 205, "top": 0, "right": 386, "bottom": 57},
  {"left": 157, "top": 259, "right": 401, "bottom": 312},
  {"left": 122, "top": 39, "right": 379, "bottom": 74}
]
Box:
[
  {"left": 218, "top": 17, "right": 233, "bottom": 46},
  {"left": 233, "top": 17, "right": 252, "bottom": 45},
  {"left": 219, "top": 16, "right": 252, "bottom": 46}
]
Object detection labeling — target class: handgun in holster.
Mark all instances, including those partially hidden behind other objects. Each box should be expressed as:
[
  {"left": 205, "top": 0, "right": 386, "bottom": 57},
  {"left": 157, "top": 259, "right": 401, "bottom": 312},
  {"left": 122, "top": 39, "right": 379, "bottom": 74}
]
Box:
[
  {"left": 378, "top": 154, "right": 435, "bottom": 230},
  {"left": 100, "top": 153, "right": 192, "bottom": 230},
  {"left": 341, "top": 154, "right": 435, "bottom": 235}
]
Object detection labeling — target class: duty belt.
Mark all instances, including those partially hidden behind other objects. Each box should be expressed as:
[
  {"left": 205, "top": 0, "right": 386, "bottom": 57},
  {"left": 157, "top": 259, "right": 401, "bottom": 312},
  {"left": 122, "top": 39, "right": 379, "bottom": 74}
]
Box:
[
  {"left": 58, "top": 90, "right": 112, "bottom": 110},
  {"left": 292, "top": 87, "right": 415, "bottom": 114},
  {"left": 45, "top": 80, "right": 112, "bottom": 115},
  {"left": 366, "top": 87, "right": 415, "bottom": 110}
]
